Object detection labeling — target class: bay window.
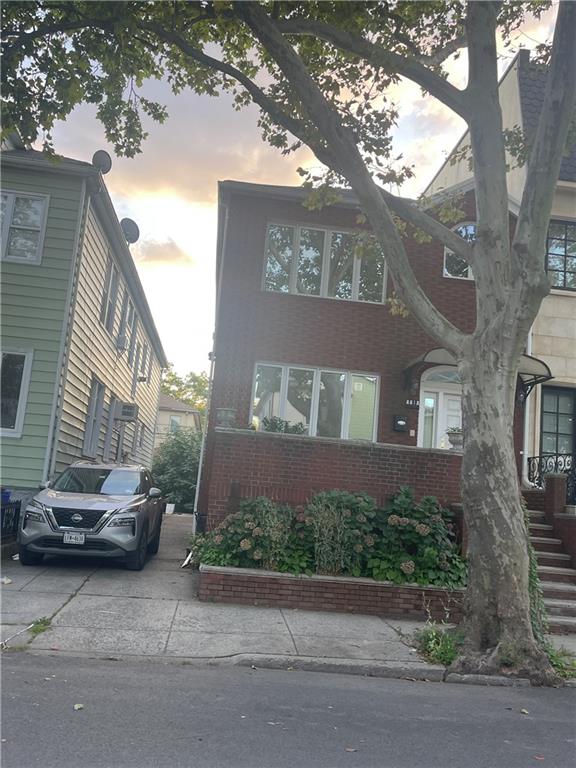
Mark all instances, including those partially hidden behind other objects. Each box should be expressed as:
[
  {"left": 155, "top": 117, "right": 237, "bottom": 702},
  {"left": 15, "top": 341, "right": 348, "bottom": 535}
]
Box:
[
  {"left": 264, "top": 223, "right": 386, "bottom": 303},
  {"left": 251, "top": 363, "right": 378, "bottom": 441}
]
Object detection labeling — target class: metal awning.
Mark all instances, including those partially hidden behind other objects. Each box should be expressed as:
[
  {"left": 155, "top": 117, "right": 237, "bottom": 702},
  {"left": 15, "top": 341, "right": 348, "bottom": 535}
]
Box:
[{"left": 404, "top": 347, "right": 553, "bottom": 402}]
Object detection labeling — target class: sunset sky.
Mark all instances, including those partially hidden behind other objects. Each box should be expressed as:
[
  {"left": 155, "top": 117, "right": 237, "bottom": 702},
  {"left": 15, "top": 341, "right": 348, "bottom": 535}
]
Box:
[{"left": 48, "top": 10, "right": 555, "bottom": 377}]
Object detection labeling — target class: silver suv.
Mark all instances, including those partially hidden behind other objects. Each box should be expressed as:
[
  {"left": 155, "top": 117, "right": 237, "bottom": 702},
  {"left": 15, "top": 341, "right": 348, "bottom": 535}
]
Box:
[{"left": 18, "top": 463, "right": 165, "bottom": 571}]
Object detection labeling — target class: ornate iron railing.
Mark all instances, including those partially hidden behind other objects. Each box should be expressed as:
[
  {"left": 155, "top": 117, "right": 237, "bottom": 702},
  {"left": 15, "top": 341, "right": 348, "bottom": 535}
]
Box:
[{"left": 527, "top": 454, "right": 575, "bottom": 505}]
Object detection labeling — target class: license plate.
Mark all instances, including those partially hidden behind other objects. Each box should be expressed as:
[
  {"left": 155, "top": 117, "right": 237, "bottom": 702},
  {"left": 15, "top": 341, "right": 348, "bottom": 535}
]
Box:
[{"left": 63, "top": 532, "right": 85, "bottom": 545}]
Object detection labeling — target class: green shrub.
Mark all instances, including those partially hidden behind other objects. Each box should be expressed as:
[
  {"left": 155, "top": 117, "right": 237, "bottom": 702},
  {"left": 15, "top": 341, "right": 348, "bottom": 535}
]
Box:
[
  {"left": 367, "top": 487, "right": 466, "bottom": 588},
  {"left": 262, "top": 416, "right": 307, "bottom": 434},
  {"left": 191, "top": 487, "right": 466, "bottom": 586},
  {"left": 305, "top": 490, "right": 377, "bottom": 576},
  {"left": 152, "top": 428, "right": 202, "bottom": 512}
]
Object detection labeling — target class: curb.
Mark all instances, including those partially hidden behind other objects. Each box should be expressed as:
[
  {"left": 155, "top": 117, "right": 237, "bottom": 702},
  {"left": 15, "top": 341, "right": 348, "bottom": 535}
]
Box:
[
  {"left": 445, "top": 672, "right": 531, "bottom": 687},
  {"left": 231, "top": 654, "right": 445, "bottom": 682}
]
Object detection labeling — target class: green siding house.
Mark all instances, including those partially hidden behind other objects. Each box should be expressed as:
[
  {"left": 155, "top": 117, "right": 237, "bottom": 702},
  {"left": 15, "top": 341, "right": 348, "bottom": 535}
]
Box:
[{"left": 1, "top": 136, "right": 168, "bottom": 503}]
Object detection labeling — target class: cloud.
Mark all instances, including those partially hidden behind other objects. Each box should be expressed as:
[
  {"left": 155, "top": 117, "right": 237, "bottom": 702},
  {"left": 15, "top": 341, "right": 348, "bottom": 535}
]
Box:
[{"left": 134, "top": 238, "right": 193, "bottom": 265}]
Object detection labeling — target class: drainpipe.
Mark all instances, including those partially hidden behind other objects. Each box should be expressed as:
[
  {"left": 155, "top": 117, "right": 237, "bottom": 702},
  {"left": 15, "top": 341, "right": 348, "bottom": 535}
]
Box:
[
  {"left": 192, "top": 200, "right": 229, "bottom": 534},
  {"left": 521, "top": 324, "right": 534, "bottom": 486}
]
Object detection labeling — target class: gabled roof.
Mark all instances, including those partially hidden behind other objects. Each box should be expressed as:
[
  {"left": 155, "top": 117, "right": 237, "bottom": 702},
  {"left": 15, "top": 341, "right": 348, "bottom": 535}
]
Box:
[
  {"left": 517, "top": 50, "right": 576, "bottom": 183},
  {"left": 158, "top": 392, "right": 201, "bottom": 414}
]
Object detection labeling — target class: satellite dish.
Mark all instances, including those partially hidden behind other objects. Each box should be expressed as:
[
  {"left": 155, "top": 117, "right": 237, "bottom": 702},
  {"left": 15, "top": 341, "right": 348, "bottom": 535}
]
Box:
[
  {"left": 121, "top": 218, "right": 140, "bottom": 244},
  {"left": 92, "top": 150, "right": 112, "bottom": 174}
]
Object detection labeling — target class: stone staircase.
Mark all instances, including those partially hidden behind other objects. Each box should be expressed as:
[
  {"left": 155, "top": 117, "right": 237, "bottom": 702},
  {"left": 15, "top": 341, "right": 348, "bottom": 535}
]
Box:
[{"left": 529, "top": 509, "right": 576, "bottom": 635}]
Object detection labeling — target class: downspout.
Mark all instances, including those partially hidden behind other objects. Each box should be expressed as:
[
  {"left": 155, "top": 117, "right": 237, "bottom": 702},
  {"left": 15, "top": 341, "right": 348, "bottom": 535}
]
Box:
[
  {"left": 43, "top": 178, "right": 89, "bottom": 481},
  {"left": 192, "top": 199, "right": 229, "bottom": 534}
]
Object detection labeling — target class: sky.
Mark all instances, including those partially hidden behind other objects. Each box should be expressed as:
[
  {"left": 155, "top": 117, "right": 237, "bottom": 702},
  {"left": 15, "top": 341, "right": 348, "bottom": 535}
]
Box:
[{"left": 49, "top": 9, "right": 556, "bottom": 376}]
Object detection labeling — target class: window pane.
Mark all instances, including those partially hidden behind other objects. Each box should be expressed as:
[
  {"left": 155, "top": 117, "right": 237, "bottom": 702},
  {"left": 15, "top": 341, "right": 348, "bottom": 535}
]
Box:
[
  {"left": 286, "top": 368, "right": 314, "bottom": 432},
  {"left": 1, "top": 353, "right": 25, "bottom": 429},
  {"left": 169, "top": 415, "right": 181, "bottom": 433},
  {"left": 12, "top": 196, "right": 44, "bottom": 228},
  {"left": 547, "top": 255, "right": 565, "bottom": 271},
  {"left": 548, "top": 222, "right": 566, "bottom": 239},
  {"left": 317, "top": 371, "right": 345, "bottom": 438},
  {"left": 558, "top": 393, "right": 573, "bottom": 414},
  {"left": 549, "top": 271, "right": 564, "bottom": 287},
  {"left": 264, "top": 225, "right": 293, "bottom": 293},
  {"left": 425, "top": 369, "right": 461, "bottom": 384},
  {"left": 253, "top": 365, "right": 282, "bottom": 428},
  {"left": 444, "top": 251, "right": 470, "bottom": 279},
  {"left": 296, "top": 228, "right": 324, "bottom": 295},
  {"left": 0, "top": 193, "right": 7, "bottom": 221},
  {"left": 542, "top": 413, "right": 557, "bottom": 433},
  {"left": 566, "top": 272, "right": 576, "bottom": 289},
  {"left": 348, "top": 375, "right": 377, "bottom": 440},
  {"left": 328, "top": 232, "right": 355, "bottom": 299},
  {"left": 558, "top": 435, "right": 572, "bottom": 454},
  {"left": 456, "top": 223, "right": 477, "bottom": 242},
  {"left": 542, "top": 433, "right": 557, "bottom": 453},
  {"left": 7, "top": 228, "right": 39, "bottom": 260},
  {"left": 422, "top": 394, "right": 437, "bottom": 449},
  {"left": 359, "top": 241, "right": 385, "bottom": 302},
  {"left": 558, "top": 414, "right": 574, "bottom": 435},
  {"left": 543, "top": 391, "right": 558, "bottom": 411}
]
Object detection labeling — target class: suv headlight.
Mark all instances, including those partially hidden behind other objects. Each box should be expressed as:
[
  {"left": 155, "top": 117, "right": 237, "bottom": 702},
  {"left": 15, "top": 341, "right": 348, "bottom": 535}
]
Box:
[
  {"left": 24, "top": 500, "right": 47, "bottom": 524},
  {"left": 107, "top": 516, "right": 136, "bottom": 534}
]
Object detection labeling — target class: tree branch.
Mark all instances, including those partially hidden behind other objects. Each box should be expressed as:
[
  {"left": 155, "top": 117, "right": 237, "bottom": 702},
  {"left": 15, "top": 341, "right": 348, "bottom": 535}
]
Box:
[{"left": 274, "top": 17, "right": 469, "bottom": 119}]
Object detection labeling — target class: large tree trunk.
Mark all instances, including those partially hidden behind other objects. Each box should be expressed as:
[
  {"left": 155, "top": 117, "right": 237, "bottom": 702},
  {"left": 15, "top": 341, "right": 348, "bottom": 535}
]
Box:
[{"left": 452, "top": 344, "right": 554, "bottom": 682}]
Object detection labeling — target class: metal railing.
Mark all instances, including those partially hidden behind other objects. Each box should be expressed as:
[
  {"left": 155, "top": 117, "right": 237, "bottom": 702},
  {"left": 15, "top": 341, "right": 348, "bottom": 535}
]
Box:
[{"left": 527, "top": 453, "right": 575, "bottom": 505}]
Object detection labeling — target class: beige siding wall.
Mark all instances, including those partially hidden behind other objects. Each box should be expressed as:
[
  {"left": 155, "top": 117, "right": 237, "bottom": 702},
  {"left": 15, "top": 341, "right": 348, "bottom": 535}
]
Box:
[
  {"left": 154, "top": 408, "right": 199, "bottom": 450},
  {"left": 55, "top": 199, "right": 162, "bottom": 474}
]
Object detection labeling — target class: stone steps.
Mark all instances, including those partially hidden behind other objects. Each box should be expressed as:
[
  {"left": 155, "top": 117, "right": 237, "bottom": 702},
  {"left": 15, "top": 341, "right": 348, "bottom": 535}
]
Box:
[
  {"left": 536, "top": 551, "right": 573, "bottom": 568},
  {"left": 530, "top": 536, "right": 565, "bottom": 553},
  {"left": 544, "top": 599, "right": 576, "bottom": 618},
  {"left": 547, "top": 615, "right": 576, "bottom": 635}
]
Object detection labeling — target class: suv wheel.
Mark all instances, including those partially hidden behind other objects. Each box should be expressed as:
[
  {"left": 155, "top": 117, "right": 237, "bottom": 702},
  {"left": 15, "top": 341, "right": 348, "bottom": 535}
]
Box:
[
  {"left": 125, "top": 525, "right": 148, "bottom": 571},
  {"left": 19, "top": 547, "right": 44, "bottom": 566},
  {"left": 147, "top": 519, "right": 162, "bottom": 556}
]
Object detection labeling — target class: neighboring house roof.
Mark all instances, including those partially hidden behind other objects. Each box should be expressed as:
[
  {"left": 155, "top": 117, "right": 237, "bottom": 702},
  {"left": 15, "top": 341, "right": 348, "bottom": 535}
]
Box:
[
  {"left": 1, "top": 148, "right": 169, "bottom": 367},
  {"left": 517, "top": 49, "right": 576, "bottom": 183},
  {"left": 159, "top": 392, "right": 201, "bottom": 414},
  {"left": 219, "top": 180, "right": 360, "bottom": 208}
]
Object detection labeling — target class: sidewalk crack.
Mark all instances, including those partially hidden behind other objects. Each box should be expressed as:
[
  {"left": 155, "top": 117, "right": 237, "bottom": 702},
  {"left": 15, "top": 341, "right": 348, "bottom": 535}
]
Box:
[
  {"left": 279, "top": 608, "right": 299, "bottom": 656},
  {"left": 163, "top": 599, "right": 179, "bottom": 654}
]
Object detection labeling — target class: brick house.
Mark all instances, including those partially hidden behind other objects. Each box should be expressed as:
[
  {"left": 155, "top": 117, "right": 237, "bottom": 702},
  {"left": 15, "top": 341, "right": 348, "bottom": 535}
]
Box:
[{"left": 195, "top": 180, "right": 552, "bottom": 530}]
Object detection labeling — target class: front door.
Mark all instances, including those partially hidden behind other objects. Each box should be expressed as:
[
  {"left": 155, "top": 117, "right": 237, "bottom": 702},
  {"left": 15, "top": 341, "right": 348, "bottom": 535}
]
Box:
[{"left": 420, "top": 389, "right": 462, "bottom": 449}]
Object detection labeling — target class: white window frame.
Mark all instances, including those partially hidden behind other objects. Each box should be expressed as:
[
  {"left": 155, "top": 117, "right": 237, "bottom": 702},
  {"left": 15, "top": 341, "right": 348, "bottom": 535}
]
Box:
[
  {"left": 0, "top": 348, "right": 34, "bottom": 438},
  {"left": 443, "top": 222, "right": 475, "bottom": 281},
  {"left": 83, "top": 376, "right": 105, "bottom": 458},
  {"left": 1, "top": 190, "right": 49, "bottom": 265},
  {"left": 250, "top": 362, "right": 379, "bottom": 442},
  {"left": 262, "top": 222, "right": 388, "bottom": 304},
  {"left": 100, "top": 255, "right": 120, "bottom": 334}
]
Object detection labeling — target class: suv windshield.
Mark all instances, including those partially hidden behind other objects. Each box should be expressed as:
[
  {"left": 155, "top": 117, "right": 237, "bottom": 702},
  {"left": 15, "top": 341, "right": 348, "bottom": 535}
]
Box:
[{"left": 51, "top": 467, "right": 141, "bottom": 495}]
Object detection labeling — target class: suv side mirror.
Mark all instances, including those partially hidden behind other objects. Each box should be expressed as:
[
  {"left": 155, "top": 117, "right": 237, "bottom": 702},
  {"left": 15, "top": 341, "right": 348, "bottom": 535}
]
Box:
[
  {"left": 39, "top": 481, "right": 50, "bottom": 490},
  {"left": 148, "top": 487, "right": 162, "bottom": 499}
]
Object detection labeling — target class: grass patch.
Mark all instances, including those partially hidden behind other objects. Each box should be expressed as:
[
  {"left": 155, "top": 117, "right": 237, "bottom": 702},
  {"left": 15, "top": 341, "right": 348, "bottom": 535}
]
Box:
[
  {"left": 415, "top": 623, "right": 463, "bottom": 666},
  {"left": 29, "top": 617, "right": 51, "bottom": 637},
  {"left": 545, "top": 643, "right": 576, "bottom": 679}
]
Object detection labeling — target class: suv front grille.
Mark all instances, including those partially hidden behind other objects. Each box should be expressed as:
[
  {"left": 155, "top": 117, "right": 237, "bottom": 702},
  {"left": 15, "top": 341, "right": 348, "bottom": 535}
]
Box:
[{"left": 51, "top": 507, "right": 108, "bottom": 530}]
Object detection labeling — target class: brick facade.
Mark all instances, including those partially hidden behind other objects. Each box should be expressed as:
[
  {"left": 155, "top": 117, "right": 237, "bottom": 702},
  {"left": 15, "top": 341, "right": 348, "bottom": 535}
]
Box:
[
  {"left": 199, "top": 565, "right": 464, "bottom": 622},
  {"left": 197, "top": 184, "right": 526, "bottom": 527}
]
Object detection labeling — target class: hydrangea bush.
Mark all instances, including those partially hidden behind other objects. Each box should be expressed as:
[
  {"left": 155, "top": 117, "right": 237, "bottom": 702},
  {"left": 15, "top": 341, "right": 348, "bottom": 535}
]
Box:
[{"left": 191, "top": 487, "right": 466, "bottom": 587}]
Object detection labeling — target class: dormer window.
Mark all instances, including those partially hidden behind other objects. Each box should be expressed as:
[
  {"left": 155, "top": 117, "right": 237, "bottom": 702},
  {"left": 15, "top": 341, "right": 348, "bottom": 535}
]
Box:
[
  {"left": 546, "top": 221, "right": 576, "bottom": 291},
  {"left": 263, "top": 223, "right": 387, "bottom": 303}
]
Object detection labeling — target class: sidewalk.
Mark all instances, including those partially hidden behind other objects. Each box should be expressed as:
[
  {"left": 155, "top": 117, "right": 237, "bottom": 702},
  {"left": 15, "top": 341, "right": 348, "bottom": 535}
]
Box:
[{"left": 2, "top": 515, "right": 575, "bottom": 681}]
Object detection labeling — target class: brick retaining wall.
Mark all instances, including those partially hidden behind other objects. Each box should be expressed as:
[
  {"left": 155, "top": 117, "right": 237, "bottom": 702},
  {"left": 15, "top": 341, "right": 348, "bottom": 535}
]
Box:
[{"left": 199, "top": 565, "right": 464, "bottom": 622}]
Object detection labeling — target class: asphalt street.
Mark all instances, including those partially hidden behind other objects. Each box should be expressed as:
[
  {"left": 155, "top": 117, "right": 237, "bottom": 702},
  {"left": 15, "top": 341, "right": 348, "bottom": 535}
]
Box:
[{"left": 2, "top": 653, "right": 574, "bottom": 768}]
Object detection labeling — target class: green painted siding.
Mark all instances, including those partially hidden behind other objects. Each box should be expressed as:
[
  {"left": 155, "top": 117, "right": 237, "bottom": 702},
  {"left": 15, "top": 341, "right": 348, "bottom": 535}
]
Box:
[
  {"left": 56, "top": 201, "right": 162, "bottom": 473},
  {"left": 1, "top": 165, "right": 82, "bottom": 488}
]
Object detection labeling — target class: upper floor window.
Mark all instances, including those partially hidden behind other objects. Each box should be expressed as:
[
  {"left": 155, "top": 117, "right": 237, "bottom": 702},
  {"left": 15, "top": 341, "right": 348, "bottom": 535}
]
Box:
[
  {"left": 443, "top": 222, "right": 475, "bottom": 280},
  {"left": 251, "top": 362, "right": 378, "bottom": 441},
  {"left": 118, "top": 292, "right": 135, "bottom": 352},
  {"left": 100, "top": 256, "right": 119, "bottom": 334},
  {"left": 263, "top": 223, "right": 387, "bottom": 303},
  {"left": 546, "top": 220, "right": 576, "bottom": 291},
  {"left": 1, "top": 349, "right": 33, "bottom": 438},
  {"left": 1, "top": 192, "right": 48, "bottom": 264}
]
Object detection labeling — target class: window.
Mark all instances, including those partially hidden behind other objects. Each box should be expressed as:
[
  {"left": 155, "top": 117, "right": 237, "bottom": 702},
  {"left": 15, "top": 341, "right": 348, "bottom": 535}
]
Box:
[
  {"left": 83, "top": 376, "right": 105, "bottom": 457},
  {"left": 169, "top": 415, "right": 182, "bottom": 433},
  {"left": 1, "top": 350, "right": 33, "bottom": 437},
  {"left": 103, "top": 395, "right": 118, "bottom": 461},
  {"left": 100, "top": 256, "right": 119, "bottom": 334},
  {"left": 546, "top": 220, "right": 576, "bottom": 291},
  {"left": 118, "top": 293, "right": 135, "bottom": 351},
  {"left": 251, "top": 363, "right": 378, "bottom": 440},
  {"left": 140, "top": 343, "right": 149, "bottom": 378},
  {"left": 541, "top": 388, "right": 575, "bottom": 455},
  {"left": 128, "top": 316, "right": 139, "bottom": 367},
  {"left": 52, "top": 467, "right": 141, "bottom": 495},
  {"left": 263, "top": 223, "right": 386, "bottom": 303},
  {"left": 443, "top": 223, "right": 476, "bottom": 280},
  {"left": 131, "top": 342, "right": 141, "bottom": 397},
  {"left": 1, "top": 192, "right": 48, "bottom": 264}
]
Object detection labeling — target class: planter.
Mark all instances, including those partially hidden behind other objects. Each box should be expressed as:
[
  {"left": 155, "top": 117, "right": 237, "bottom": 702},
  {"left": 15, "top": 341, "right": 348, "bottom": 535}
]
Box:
[
  {"left": 447, "top": 431, "right": 463, "bottom": 451},
  {"left": 198, "top": 564, "right": 464, "bottom": 622}
]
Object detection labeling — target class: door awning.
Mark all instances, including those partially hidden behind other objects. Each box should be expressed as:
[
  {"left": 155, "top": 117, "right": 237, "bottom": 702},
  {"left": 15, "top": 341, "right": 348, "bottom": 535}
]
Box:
[{"left": 404, "top": 347, "right": 553, "bottom": 402}]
